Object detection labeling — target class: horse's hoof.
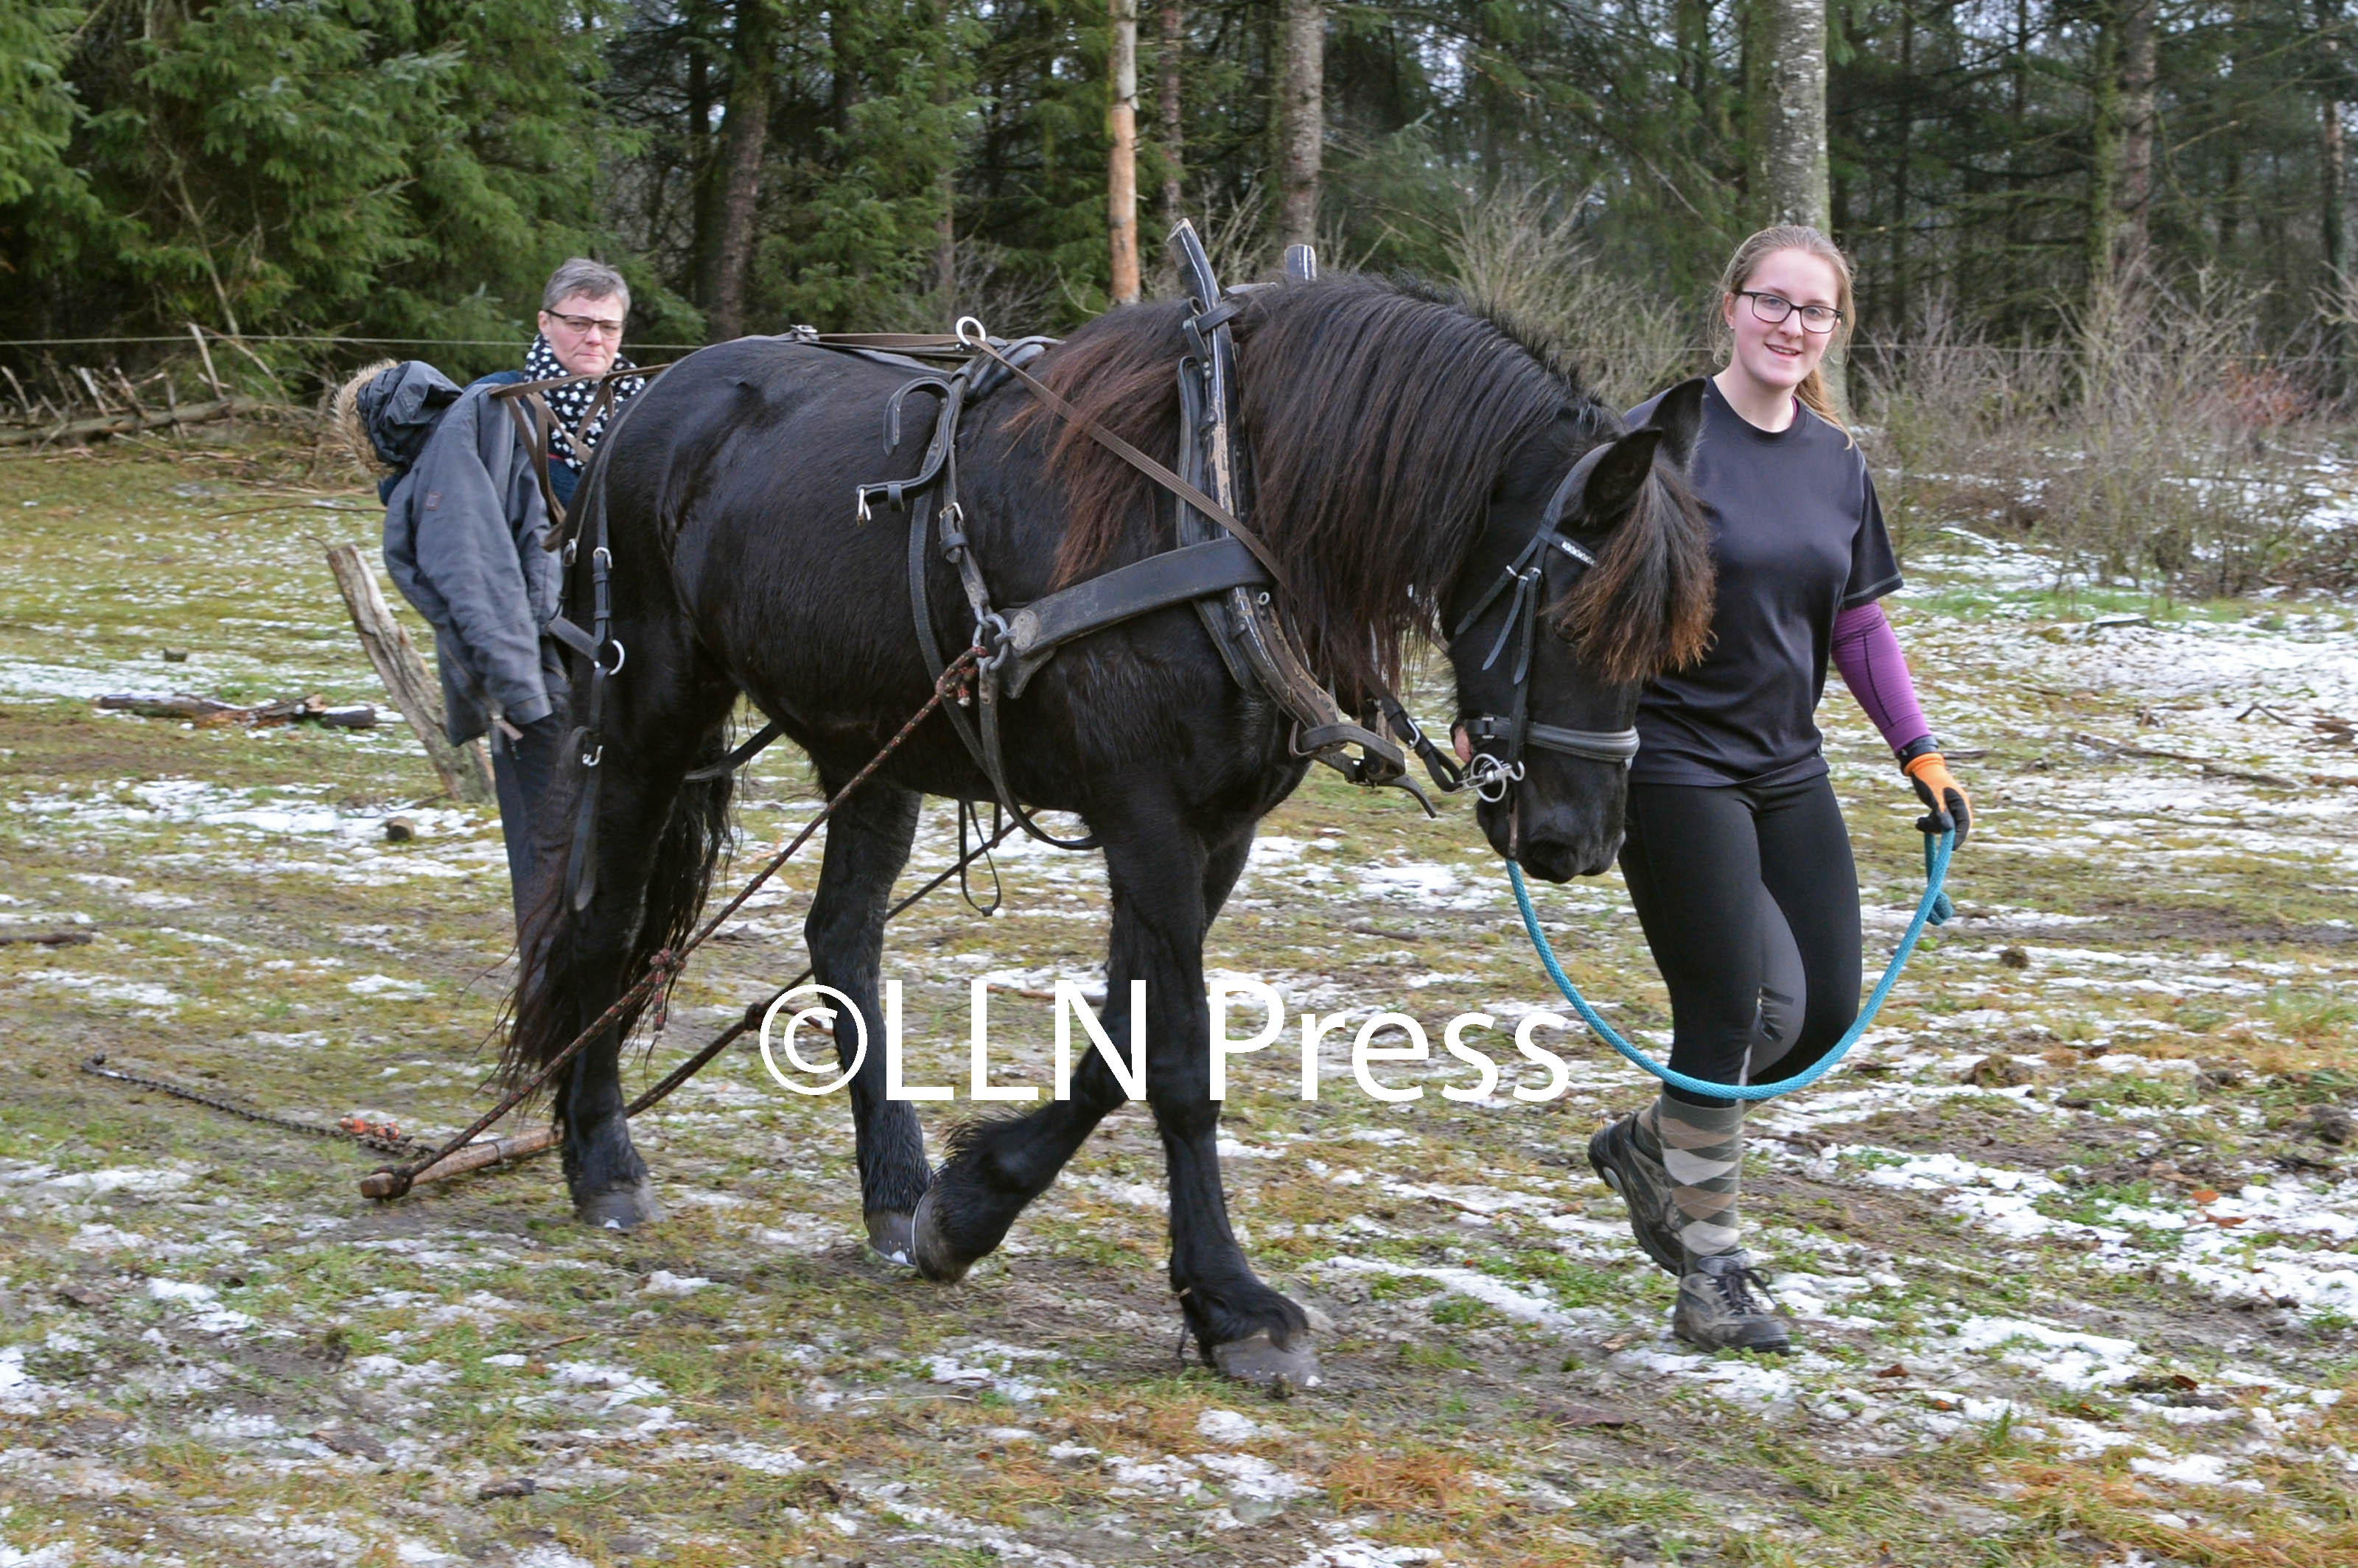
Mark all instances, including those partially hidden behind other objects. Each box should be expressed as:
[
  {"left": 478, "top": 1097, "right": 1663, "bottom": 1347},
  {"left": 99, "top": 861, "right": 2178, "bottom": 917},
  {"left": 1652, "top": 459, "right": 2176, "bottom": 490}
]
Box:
[
  {"left": 909, "top": 1189, "right": 972, "bottom": 1284},
  {"left": 864, "top": 1208, "right": 917, "bottom": 1267},
  {"left": 1211, "top": 1331, "right": 1322, "bottom": 1393},
  {"left": 575, "top": 1179, "right": 662, "bottom": 1231}
]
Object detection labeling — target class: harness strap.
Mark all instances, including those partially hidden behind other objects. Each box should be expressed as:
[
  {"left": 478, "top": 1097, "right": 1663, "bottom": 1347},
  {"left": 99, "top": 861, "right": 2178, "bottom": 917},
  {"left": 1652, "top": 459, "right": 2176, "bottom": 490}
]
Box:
[
  {"left": 1524, "top": 722, "right": 1640, "bottom": 763},
  {"left": 1374, "top": 690, "right": 1466, "bottom": 794},
  {"left": 959, "top": 334, "right": 1292, "bottom": 592},
  {"left": 504, "top": 394, "right": 570, "bottom": 539},
  {"left": 999, "top": 536, "right": 1272, "bottom": 697},
  {"left": 898, "top": 405, "right": 1099, "bottom": 852},
  {"left": 684, "top": 720, "right": 785, "bottom": 783},
  {"left": 545, "top": 613, "right": 598, "bottom": 660}
]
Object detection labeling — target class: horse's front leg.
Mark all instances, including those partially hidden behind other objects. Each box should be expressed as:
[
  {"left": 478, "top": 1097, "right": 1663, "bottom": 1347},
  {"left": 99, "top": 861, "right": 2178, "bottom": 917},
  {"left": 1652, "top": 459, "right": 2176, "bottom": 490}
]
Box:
[
  {"left": 905, "top": 815, "right": 1236, "bottom": 1284},
  {"left": 1133, "top": 820, "right": 1318, "bottom": 1387},
  {"left": 802, "top": 777, "right": 930, "bottom": 1261}
]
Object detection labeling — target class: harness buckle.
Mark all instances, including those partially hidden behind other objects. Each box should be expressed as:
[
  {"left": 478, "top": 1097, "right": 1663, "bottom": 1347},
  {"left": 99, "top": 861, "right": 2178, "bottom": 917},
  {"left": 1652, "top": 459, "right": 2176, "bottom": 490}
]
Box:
[
  {"left": 581, "top": 743, "right": 604, "bottom": 768},
  {"left": 595, "top": 638, "right": 627, "bottom": 676}
]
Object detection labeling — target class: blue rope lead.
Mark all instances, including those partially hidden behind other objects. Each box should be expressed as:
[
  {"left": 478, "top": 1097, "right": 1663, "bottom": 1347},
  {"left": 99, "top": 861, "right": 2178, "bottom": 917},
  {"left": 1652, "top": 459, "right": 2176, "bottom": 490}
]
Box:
[{"left": 1507, "top": 829, "right": 1956, "bottom": 1102}]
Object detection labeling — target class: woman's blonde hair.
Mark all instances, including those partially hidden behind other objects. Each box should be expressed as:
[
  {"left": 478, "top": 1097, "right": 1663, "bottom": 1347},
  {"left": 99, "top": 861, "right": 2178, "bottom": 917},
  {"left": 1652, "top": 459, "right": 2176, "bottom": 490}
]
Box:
[{"left": 1717, "top": 225, "right": 1854, "bottom": 431}]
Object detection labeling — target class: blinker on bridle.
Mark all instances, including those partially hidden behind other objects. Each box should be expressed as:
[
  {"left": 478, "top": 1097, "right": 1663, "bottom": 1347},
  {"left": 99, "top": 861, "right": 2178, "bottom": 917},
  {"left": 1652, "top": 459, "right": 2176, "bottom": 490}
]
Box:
[{"left": 1444, "top": 440, "right": 1642, "bottom": 804}]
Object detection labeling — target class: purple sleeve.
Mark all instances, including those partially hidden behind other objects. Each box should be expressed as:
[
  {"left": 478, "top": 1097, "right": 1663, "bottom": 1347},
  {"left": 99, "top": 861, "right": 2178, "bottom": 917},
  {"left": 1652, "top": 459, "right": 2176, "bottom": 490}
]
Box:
[{"left": 1830, "top": 602, "right": 1934, "bottom": 757}]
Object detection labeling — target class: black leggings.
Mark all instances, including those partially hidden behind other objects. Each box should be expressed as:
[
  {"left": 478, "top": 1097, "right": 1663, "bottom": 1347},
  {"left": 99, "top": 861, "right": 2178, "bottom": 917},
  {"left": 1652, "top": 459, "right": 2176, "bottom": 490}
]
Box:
[{"left": 1617, "top": 774, "right": 1863, "bottom": 1108}]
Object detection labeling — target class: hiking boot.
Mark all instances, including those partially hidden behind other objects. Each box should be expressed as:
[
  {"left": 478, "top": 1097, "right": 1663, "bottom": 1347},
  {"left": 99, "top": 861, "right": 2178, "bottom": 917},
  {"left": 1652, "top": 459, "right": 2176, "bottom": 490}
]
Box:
[
  {"left": 1673, "top": 1252, "right": 1792, "bottom": 1354},
  {"left": 1586, "top": 1113, "right": 1682, "bottom": 1275}
]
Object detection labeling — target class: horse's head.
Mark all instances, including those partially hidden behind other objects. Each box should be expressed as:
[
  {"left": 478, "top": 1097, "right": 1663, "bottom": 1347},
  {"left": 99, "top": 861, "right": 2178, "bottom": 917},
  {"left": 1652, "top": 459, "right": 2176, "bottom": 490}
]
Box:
[{"left": 1444, "top": 377, "right": 1713, "bottom": 881}]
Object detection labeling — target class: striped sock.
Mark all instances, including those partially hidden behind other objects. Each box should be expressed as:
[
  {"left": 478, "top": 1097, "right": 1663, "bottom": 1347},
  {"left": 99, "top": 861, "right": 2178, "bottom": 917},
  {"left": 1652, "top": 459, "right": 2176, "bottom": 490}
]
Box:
[{"left": 1651, "top": 1094, "right": 1745, "bottom": 1263}]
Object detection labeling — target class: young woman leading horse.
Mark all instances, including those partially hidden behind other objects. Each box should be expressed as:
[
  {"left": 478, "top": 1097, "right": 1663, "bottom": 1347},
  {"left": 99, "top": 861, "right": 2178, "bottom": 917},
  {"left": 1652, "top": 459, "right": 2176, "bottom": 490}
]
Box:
[
  {"left": 504, "top": 273, "right": 1715, "bottom": 1386},
  {"left": 1581, "top": 227, "right": 1974, "bottom": 1354}
]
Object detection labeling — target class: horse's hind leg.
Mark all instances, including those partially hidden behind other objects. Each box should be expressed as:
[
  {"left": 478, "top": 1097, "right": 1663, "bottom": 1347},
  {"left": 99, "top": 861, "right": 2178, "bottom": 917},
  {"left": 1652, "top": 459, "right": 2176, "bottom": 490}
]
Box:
[{"left": 802, "top": 775, "right": 929, "bottom": 1261}]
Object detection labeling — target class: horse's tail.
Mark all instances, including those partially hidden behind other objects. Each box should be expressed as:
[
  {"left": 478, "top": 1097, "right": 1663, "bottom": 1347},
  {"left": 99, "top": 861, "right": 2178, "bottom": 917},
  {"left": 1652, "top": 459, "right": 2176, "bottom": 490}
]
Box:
[
  {"left": 500, "top": 736, "right": 735, "bottom": 1098},
  {"left": 499, "top": 425, "right": 737, "bottom": 1098}
]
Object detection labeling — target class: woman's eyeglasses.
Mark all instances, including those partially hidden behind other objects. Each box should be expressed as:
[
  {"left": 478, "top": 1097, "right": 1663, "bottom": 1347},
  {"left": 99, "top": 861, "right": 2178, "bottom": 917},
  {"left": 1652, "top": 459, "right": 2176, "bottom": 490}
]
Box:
[
  {"left": 1738, "top": 291, "right": 1841, "bottom": 333},
  {"left": 546, "top": 311, "right": 626, "bottom": 339}
]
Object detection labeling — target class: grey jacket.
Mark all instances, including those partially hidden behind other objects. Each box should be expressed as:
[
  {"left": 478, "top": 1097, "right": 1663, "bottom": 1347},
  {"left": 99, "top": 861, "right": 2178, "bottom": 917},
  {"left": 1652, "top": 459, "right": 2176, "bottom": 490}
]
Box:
[{"left": 377, "top": 371, "right": 566, "bottom": 745}]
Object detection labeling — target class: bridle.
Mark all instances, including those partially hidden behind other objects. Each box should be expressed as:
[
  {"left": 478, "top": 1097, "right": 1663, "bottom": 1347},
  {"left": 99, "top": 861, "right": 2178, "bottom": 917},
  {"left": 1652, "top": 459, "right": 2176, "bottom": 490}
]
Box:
[{"left": 1439, "top": 441, "right": 1642, "bottom": 804}]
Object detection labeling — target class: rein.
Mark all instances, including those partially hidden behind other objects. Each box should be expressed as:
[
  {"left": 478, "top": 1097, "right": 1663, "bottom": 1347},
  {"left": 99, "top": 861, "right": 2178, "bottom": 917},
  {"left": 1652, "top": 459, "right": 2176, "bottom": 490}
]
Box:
[{"left": 1508, "top": 829, "right": 1956, "bottom": 1101}]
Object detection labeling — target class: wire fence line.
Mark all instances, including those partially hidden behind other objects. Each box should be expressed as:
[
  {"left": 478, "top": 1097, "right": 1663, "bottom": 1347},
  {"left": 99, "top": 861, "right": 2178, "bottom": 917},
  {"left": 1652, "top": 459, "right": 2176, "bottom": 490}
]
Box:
[
  {"left": 0, "top": 335, "right": 712, "bottom": 350},
  {"left": 7, "top": 332, "right": 2348, "bottom": 364}
]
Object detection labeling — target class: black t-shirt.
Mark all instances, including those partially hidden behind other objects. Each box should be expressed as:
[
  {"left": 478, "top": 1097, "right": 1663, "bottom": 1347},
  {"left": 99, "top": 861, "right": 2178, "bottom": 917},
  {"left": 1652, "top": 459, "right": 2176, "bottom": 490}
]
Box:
[{"left": 1623, "top": 377, "right": 1901, "bottom": 788}]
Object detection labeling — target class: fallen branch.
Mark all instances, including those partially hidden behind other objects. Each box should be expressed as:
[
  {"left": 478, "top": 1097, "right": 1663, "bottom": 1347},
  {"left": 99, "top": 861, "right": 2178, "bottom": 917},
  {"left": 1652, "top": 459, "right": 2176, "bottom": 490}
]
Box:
[
  {"left": 0, "top": 396, "right": 257, "bottom": 447},
  {"left": 357, "top": 1126, "right": 561, "bottom": 1199},
  {"left": 0, "top": 930, "right": 94, "bottom": 947},
  {"left": 323, "top": 544, "right": 495, "bottom": 803},
  {"left": 96, "top": 691, "right": 377, "bottom": 728},
  {"left": 2066, "top": 731, "right": 2350, "bottom": 789}
]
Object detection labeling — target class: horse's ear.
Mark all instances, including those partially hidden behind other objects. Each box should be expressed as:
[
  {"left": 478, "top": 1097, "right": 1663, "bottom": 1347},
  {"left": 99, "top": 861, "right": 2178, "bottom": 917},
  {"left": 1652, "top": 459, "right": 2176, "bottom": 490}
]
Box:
[
  {"left": 1645, "top": 377, "right": 1707, "bottom": 471},
  {"left": 1582, "top": 427, "right": 1662, "bottom": 525}
]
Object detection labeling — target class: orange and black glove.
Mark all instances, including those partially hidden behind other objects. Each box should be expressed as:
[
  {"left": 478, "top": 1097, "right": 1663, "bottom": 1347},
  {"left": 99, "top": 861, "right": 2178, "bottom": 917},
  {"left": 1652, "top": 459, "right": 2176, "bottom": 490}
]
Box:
[{"left": 1899, "top": 740, "right": 1970, "bottom": 848}]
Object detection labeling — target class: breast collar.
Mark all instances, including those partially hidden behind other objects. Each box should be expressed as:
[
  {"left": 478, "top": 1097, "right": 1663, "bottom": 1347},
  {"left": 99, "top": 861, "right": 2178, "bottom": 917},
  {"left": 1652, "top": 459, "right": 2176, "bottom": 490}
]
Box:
[{"left": 1445, "top": 441, "right": 1641, "bottom": 803}]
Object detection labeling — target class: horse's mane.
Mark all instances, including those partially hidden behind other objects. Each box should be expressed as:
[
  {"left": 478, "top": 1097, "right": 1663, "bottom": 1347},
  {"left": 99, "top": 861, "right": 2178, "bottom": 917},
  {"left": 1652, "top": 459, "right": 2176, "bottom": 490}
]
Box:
[{"left": 1026, "top": 273, "right": 1710, "bottom": 694}]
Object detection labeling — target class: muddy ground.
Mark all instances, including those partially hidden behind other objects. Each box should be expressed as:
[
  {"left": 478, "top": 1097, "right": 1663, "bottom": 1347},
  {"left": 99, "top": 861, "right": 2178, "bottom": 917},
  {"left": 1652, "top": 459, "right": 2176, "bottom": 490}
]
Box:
[{"left": 1, "top": 436, "right": 2354, "bottom": 1567}]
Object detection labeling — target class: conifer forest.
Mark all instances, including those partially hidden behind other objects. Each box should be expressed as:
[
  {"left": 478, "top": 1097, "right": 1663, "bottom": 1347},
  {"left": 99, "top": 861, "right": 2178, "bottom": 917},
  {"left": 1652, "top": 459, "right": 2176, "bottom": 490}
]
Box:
[{"left": 6, "top": 0, "right": 2358, "bottom": 365}]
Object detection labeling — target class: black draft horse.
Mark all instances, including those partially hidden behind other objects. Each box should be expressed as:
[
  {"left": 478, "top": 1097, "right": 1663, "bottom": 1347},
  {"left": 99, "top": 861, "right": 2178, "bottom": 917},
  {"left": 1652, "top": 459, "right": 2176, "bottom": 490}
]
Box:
[{"left": 507, "top": 275, "right": 1712, "bottom": 1384}]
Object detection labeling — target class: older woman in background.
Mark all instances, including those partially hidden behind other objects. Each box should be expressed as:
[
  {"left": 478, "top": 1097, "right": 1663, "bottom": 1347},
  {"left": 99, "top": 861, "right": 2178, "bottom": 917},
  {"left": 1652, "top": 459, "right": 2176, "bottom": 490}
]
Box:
[
  {"left": 518, "top": 256, "right": 647, "bottom": 510},
  {"left": 345, "top": 258, "right": 648, "bottom": 934}
]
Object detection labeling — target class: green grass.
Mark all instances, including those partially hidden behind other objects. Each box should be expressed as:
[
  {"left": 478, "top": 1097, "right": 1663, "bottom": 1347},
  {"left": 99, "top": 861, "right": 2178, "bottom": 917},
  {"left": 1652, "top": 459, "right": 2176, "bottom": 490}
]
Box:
[{"left": 1, "top": 435, "right": 2355, "bottom": 1566}]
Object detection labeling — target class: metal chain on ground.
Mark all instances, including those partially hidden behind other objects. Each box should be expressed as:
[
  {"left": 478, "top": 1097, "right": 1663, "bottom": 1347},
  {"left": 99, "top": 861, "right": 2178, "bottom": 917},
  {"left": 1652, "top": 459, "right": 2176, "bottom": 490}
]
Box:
[
  {"left": 364, "top": 646, "right": 984, "bottom": 1201},
  {"left": 80, "top": 1054, "right": 433, "bottom": 1158}
]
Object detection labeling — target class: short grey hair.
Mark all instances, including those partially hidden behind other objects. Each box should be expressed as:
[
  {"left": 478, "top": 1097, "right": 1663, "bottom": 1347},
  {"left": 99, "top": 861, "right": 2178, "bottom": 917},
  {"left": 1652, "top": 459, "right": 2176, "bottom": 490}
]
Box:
[{"left": 542, "top": 258, "right": 630, "bottom": 315}]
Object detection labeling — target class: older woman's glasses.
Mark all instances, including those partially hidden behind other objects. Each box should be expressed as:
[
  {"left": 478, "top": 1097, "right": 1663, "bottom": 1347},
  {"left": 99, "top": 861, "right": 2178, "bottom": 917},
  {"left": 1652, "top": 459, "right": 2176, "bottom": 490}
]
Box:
[
  {"left": 1738, "top": 291, "right": 1841, "bottom": 333},
  {"left": 546, "top": 311, "right": 626, "bottom": 339}
]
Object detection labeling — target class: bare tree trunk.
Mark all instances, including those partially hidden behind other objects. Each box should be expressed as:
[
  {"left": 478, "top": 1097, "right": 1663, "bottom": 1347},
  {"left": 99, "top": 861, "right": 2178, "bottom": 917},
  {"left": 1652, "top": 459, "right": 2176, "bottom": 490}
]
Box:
[
  {"left": 1677, "top": 0, "right": 1712, "bottom": 109},
  {"left": 2323, "top": 0, "right": 2351, "bottom": 392},
  {"left": 683, "top": 0, "right": 714, "bottom": 276},
  {"left": 2086, "top": 0, "right": 2122, "bottom": 299},
  {"left": 1159, "top": 0, "right": 1185, "bottom": 231},
  {"left": 2005, "top": 0, "right": 2030, "bottom": 271},
  {"left": 1109, "top": 0, "right": 1141, "bottom": 304},
  {"left": 2118, "top": 0, "right": 2158, "bottom": 259},
  {"left": 1892, "top": 0, "right": 1914, "bottom": 332},
  {"left": 1758, "top": 0, "right": 1830, "bottom": 230},
  {"left": 935, "top": 1, "right": 956, "bottom": 305},
  {"left": 1742, "top": 0, "right": 1769, "bottom": 202},
  {"left": 702, "top": 0, "right": 776, "bottom": 341},
  {"left": 1276, "top": 0, "right": 1324, "bottom": 248}
]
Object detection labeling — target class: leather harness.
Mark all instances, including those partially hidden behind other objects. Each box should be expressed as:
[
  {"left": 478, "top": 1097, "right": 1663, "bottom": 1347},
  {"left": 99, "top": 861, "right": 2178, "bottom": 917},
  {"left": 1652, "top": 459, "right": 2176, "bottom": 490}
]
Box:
[{"left": 511, "top": 223, "right": 1638, "bottom": 906}]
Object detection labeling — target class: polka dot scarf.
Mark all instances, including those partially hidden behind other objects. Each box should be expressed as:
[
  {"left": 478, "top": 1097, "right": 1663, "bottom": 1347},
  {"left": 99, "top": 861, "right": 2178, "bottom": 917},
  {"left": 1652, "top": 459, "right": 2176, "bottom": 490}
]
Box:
[{"left": 525, "top": 333, "right": 646, "bottom": 471}]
